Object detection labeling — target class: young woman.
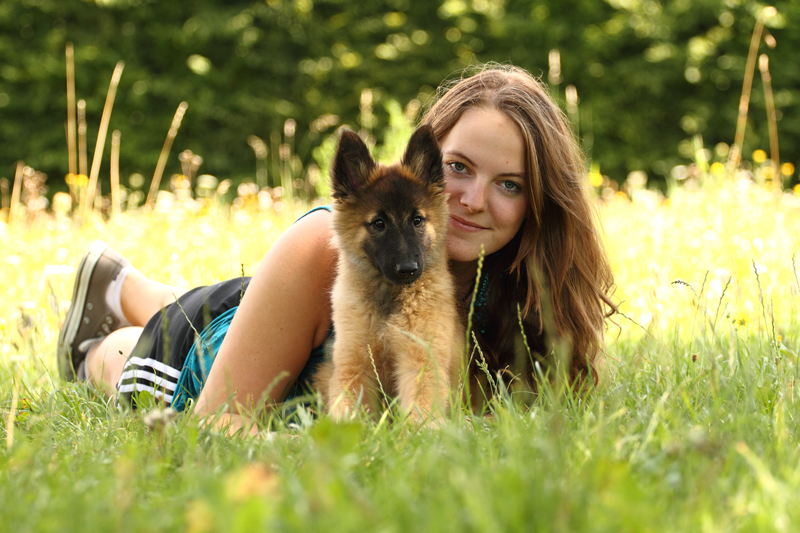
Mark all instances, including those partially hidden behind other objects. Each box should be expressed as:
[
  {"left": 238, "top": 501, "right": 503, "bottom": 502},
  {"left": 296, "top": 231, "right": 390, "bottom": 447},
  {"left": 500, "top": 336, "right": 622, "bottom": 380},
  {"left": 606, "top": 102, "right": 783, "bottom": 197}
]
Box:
[{"left": 57, "top": 65, "right": 616, "bottom": 431}]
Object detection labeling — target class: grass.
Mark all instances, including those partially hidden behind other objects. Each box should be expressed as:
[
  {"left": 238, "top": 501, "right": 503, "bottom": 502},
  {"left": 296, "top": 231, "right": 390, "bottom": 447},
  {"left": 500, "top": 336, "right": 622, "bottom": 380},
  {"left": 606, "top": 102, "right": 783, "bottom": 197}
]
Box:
[{"left": 2, "top": 168, "right": 800, "bottom": 532}]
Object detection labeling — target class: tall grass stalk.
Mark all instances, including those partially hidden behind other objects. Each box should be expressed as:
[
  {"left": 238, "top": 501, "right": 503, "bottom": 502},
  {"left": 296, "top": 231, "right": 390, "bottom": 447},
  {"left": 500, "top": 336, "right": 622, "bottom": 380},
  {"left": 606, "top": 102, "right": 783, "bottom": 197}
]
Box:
[
  {"left": 759, "top": 54, "right": 780, "bottom": 189},
  {"left": 77, "top": 99, "right": 88, "bottom": 178},
  {"left": 565, "top": 84, "right": 579, "bottom": 138},
  {"left": 728, "top": 5, "right": 777, "bottom": 176},
  {"left": 460, "top": 244, "right": 485, "bottom": 407},
  {"left": 8, "top": 160, "right": 23, "bottom": 224},
  {"left": 83, "top": 61, "right": 124, "bottom": 214},
  {"left": 281, "top": 119, "right": 296, "bottom": 202},
  {"left": 146, "top": 101, "right": 188, "bottom": 209},
  {"left": 110, "top": 129, "right": 121, "bottom": 215},
  {"left": 65, "top": 43, "right": 77, "bottom": 177},
  {"left": 4, "top": 369, "right": 19, "bottom": 451}
]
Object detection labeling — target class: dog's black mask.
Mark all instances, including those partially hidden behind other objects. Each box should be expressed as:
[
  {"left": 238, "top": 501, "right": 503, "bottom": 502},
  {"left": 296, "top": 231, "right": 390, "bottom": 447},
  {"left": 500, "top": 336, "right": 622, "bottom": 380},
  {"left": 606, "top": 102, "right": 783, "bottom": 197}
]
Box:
[{"left": 330, "top": 126, "right": 444, "bottom": 286}]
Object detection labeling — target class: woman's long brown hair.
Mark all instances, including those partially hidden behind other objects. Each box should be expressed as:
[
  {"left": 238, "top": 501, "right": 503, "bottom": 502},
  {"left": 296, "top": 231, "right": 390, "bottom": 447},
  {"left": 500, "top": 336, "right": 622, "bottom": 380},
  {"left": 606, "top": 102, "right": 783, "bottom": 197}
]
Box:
[{"left": 421, "top": 64, "right": 617, "bottom": 388}]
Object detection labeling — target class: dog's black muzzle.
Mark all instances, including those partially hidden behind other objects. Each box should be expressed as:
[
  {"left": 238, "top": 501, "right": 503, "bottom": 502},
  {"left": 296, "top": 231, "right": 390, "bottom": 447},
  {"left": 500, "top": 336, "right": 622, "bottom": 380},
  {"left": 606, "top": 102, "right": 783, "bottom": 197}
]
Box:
[{"left": 381, "top": 257, "right": 423, "bottom": 285}]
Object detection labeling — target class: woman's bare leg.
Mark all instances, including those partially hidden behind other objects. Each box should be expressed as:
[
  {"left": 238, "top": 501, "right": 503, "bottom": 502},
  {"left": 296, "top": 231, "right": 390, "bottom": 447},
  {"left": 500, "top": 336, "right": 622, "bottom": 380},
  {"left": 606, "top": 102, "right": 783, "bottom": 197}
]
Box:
[
  {"left": 120, "top": 269, "right": 187, "bottom": 327},
  {"left": 57, "top": 240, "right": 188, "bottom": 382},
  {"left": 85, "top": 326, "right": 143, "bottom": 398},
  {"left": 85, "top": 271, "right": 187, "bottom": 397}
]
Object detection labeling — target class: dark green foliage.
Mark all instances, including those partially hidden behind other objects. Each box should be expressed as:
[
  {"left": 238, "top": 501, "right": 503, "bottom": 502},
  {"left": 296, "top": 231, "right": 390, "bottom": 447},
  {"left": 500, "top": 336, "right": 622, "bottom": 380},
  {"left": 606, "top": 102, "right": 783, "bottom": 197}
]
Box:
[{"left": 0, "top": 0, "right": 797, "bottom": 193}]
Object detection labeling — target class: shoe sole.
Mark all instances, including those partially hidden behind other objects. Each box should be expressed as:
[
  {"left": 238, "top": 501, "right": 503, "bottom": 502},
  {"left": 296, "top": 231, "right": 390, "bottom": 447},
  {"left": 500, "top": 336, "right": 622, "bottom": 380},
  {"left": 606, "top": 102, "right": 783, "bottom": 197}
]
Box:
[{"left": 57, "top": 240, "right": 109, "bottom": 380}]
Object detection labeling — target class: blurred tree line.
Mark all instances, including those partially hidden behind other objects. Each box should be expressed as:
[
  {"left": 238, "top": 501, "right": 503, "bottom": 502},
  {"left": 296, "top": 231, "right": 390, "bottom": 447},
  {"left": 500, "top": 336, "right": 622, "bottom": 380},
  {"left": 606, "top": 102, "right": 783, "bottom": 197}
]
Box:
[{"left": 0, "top": 0, "right": 797, "bottom": 196}]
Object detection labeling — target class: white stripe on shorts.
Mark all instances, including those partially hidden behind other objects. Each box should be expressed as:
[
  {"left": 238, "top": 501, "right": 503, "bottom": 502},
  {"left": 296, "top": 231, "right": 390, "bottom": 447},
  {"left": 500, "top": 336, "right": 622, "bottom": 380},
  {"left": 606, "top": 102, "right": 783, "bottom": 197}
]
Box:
[
  {"left": 117, "top": 383, "right": 174, "bottom": 404},
  {"left": 118, "top": 369, "right": 178, "bottom": 391},
  {"left": 127, "top": 356, "right": 182, "bottom": 379}
]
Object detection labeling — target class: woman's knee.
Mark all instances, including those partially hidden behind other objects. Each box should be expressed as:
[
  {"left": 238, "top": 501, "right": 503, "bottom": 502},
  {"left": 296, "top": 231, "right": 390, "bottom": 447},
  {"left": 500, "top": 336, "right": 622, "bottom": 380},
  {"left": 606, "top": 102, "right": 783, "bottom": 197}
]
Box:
[{"left": 86, "top": 326, "right": 144, "bottom": 396}]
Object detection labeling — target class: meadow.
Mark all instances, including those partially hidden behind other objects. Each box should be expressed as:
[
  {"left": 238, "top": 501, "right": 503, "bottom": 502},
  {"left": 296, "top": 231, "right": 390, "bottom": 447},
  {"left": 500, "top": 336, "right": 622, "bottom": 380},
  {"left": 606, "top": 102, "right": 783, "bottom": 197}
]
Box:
[{"left": 1, "top": 155, "right": 799, "bottom": 532}]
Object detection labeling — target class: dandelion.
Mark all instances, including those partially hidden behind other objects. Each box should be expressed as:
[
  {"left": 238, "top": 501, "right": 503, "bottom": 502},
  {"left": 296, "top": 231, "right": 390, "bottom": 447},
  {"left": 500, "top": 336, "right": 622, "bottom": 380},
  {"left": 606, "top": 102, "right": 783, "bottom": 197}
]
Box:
[
  {"left": 143, "top": 407, "right": 177, "bottom": 430},
  {"left": 732, "top": 314, "right": 749, "bottom": 329}
]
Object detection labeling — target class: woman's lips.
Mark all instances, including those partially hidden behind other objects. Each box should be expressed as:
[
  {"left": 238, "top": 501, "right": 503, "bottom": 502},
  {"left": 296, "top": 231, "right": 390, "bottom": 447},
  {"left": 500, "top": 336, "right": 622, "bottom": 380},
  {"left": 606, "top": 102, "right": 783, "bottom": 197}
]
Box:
[{"left": 450, "top": 215, "right": 487, "bottom": 232}]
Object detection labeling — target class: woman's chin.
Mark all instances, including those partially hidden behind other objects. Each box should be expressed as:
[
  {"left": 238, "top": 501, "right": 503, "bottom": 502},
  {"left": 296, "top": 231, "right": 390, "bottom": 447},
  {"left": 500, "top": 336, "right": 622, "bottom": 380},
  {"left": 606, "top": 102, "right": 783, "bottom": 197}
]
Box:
[{"left": 446, "top": 238, "right": 487, "bottom": 264}]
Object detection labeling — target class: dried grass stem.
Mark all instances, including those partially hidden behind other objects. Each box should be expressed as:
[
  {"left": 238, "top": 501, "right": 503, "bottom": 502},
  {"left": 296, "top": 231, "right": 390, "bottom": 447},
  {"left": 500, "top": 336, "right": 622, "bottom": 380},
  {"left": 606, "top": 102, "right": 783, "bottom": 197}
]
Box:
[
  {"left": 83, "top": 61, "right": 125, "bottom": 213},
  {"left": 728, "top": 6, "right": 777, "bottom": 175},
  {"left": 65, "top": 43, "right": 77, "bottom": 177},
  {"left": 111, "top": 129, "right": 121, "bottom": 215},
  {"left": 8, "top": 160, "right": 23, "bottom": 224},
  {"left": 146, "top": 102, "right": 188, "bottom": 209},
  {"left": 759, "top": 54, "right": 780, "bottom": 188}
]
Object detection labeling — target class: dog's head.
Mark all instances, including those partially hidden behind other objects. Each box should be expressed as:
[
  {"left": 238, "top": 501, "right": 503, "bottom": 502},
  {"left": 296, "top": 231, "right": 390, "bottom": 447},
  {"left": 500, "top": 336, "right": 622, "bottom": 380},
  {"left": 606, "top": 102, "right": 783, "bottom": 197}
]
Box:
[{"left": 330, "top": 125, "right": 447, "bottom": 286}]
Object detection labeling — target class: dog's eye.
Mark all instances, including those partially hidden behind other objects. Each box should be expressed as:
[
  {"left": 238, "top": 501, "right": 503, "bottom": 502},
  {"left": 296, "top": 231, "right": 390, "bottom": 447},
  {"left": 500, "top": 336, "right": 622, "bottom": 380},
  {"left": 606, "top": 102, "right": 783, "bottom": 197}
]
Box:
[
  {"left": 372, "top": 219, "right": 385, "bottom": 230},
  {"left": 413, "top": 215, "right": 424, "bottom": 227}
]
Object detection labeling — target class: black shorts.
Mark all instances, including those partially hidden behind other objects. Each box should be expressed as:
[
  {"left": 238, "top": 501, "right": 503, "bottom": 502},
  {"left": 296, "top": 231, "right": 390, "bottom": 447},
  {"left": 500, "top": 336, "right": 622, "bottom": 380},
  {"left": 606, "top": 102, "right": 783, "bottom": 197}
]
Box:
[{"left": 116, "top": 277, "right": 250, "bottom": 408}]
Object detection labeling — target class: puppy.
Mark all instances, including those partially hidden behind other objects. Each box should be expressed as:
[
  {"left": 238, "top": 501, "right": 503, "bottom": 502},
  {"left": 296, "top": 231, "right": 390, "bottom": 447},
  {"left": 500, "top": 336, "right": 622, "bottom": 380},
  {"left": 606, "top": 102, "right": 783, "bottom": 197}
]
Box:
[{"left": 315, "top": 125, "right": 464, "bottom": 423}]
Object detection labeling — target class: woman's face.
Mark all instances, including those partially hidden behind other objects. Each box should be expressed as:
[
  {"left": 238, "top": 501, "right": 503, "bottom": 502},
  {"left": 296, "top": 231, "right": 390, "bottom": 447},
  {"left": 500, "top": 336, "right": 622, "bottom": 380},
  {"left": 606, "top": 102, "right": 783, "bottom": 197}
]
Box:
[{"left": 441, "top": 107, "right": 529, "bottom": 263}]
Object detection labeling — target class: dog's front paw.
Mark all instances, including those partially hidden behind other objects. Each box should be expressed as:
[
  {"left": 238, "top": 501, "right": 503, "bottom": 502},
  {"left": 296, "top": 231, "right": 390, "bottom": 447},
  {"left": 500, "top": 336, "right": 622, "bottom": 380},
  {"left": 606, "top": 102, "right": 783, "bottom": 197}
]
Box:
[{"left": 327, "top": 396, "right": 356, "bottom": 422}]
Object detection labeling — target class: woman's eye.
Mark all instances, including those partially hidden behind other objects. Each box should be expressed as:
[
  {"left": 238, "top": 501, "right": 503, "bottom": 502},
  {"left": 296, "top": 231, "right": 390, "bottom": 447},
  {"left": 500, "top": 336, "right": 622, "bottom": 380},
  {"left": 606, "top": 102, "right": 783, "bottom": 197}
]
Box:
[
  {"left": 501, "top": 180, "right": 522, "bottom": 194},
  {"left": 448, "top": 161, "right": 467, "bottom": 174},
  {"left": 413, "top": 215, "right": 424, "bottom": 227},
  {"left": 372, "top": 219, "right": 385, "bottom": 230}
]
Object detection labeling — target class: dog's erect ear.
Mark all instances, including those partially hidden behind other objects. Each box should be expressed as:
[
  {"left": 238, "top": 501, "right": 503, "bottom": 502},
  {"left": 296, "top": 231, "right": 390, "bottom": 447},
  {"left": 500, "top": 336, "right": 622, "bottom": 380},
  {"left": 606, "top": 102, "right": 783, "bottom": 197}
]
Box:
[
  {"left": 402, "top": 125, "right": 444, "bottom": 191},
  {"left": 330, "top": 129, "right": 376, "bottom": 199}
]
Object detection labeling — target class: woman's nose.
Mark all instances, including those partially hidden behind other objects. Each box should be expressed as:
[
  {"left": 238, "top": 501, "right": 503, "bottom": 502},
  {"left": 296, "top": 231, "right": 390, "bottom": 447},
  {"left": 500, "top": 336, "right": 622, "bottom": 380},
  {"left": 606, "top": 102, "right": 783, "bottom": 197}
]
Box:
[{"left": 460, "top": 180, "right": 488, "bottom": 212}]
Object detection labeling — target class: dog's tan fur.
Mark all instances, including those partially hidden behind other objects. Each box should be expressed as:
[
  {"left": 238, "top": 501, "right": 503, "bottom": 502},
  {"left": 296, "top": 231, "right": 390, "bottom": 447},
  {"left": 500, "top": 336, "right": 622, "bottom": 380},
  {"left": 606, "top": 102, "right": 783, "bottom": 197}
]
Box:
[{"left": 314, "top": 128, "right": 464, "bottom": 422}]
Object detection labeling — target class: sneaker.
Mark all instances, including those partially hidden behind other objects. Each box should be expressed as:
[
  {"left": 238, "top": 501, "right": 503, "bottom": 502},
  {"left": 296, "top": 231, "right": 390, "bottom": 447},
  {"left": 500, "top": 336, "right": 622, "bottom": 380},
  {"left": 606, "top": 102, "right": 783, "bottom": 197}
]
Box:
[{"left": 57, "top": 240, "right": 131, "bottom": 381}]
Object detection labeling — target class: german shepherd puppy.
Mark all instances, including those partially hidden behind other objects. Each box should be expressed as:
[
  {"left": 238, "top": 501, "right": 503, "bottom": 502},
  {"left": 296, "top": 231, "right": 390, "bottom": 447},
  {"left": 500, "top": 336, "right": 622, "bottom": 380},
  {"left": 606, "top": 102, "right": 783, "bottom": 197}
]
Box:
[{"left": 315, "top": 125, "right": 463, "bottom": 423}]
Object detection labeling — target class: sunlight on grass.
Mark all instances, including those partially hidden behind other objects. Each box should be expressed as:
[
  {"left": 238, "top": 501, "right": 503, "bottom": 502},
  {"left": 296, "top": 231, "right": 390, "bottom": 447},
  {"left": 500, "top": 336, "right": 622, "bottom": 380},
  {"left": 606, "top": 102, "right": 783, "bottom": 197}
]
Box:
[{"left": 1, "top": 173, "right": 800, "bottom": 531}]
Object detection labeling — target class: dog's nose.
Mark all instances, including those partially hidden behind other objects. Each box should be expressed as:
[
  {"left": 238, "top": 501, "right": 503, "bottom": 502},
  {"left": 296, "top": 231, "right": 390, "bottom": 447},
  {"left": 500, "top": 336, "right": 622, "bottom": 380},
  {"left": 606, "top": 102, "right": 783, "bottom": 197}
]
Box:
[{"left": 396, "top": 261, "right": 419, "bottom": 279}]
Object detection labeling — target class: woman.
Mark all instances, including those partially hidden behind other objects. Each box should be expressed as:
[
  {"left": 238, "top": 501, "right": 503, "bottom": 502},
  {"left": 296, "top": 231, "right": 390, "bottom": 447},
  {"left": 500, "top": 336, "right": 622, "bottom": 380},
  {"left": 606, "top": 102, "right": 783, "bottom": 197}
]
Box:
[{"left": 57, "top": 65, "right": 616, "bottom": 432}]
